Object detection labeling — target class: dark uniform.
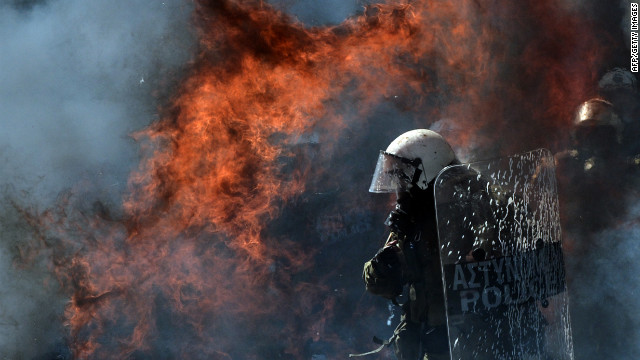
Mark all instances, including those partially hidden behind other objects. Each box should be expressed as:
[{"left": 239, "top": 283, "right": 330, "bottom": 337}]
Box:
[
  {"left": 357, "top": 129, "right": 459, "bottom": 360},
  {"left": 555, "top": 97, "right": 640, "bottom": 360},
  {"left": 554, "top": 98, "right": 640, "bottom": 244},
  {"left": 363, "top": 185, "right": 449, "bottom": 360},
  {"left": 363, "top": 162, "right": 555, "bottom": 359},
  {"left": 358, "top": 129, "right": 560, "bottom": 359}
]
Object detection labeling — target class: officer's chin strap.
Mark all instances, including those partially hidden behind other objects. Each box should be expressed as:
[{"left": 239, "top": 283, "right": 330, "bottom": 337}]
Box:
[{"left": 348, "top": 333, "right": 398, "bottom": 358}]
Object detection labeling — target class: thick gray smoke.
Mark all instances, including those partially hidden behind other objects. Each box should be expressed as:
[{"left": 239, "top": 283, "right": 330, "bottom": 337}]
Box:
[
  {"left": 0, "top": 0, "right": 194, "bottom": 357},
  {"left": 0, "top": 0, "right": 193, "bottom": 203},
  {"left": 568, "top": 203, "right": 640, "bottom": 358}
]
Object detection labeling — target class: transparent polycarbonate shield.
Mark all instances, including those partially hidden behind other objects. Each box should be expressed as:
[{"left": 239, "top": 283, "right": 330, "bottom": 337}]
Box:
[{"left": 434, "top": 149, "right": 573, "bottom": 360}]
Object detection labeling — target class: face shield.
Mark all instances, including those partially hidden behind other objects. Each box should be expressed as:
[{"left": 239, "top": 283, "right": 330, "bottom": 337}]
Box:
[{"left": 368, "top": 151, "right": 423, "bottom": 193}]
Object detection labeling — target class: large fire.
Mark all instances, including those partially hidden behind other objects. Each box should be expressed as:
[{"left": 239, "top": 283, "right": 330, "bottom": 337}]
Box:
[{"left": 19, "top": 0, "right": 624, "bottom": 358}]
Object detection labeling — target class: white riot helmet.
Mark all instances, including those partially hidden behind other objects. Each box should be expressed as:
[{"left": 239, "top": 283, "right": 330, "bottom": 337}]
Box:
[
  {"left": 369, "top": 129, "right": 457, "bottom": 193},
  {"left": 598, "top": 68, "right": 637, "bottom": 93}
]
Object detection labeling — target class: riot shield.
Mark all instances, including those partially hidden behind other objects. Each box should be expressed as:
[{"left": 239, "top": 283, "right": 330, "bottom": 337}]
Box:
[{"left": 434, "top": 148, "right": 573, "bottom": 360}]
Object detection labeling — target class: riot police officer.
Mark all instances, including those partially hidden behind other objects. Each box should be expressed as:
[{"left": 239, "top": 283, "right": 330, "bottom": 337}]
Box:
[
  {"left": 362, "top": 129, "right": 458, "bottom": 360},
  {"left": 555, "top": 98, "right": 627, "bottom": 235},
  {"left": 362, "top": 129, "right": 565, "bottom": 360}
]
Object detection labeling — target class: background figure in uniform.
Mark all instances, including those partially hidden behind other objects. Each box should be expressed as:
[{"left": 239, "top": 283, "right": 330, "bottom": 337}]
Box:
[
  {"left": 597, "top": 68, "right": 640, "bottom": 159},
  {"left": 361, "top": 129, "right": 458, "bottom": 360},
  {"left": 555, "top": 89, "right": 640, "bottom": 358},
  {"left": 555, "top": 98, "right": 627, "bottom": 236}
]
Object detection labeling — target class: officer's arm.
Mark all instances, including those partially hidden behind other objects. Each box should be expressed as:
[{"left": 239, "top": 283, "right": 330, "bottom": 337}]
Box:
[{"left": 363, "top": 233, "right": 404, "bottom": 299}]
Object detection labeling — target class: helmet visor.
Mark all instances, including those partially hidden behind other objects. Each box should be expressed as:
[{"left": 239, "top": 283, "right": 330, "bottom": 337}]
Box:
[{"left": 369, "top": 151, "right": 421, "bottom": 193}]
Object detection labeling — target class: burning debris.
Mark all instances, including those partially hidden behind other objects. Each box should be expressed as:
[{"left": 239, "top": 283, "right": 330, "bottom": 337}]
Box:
[{"left": 1, "top": 0, "right": 638, "bottom": 359}]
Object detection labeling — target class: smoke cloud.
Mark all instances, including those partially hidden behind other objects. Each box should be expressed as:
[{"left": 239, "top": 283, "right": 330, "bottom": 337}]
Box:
[{"left": 0, "top": 0, "right": 194, "bottom": 357}]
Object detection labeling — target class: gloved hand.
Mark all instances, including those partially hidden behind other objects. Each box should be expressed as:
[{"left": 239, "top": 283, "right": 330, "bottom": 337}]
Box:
[
  {"left": 363, "top": 243, "right": 404, "bottom": 299},
  {"left": 385, "top": 189, "right": 421, "bottom": 235},
  {"left": 384, "top": 206, "right": 414, "bottom": 235},
  {"left": 371, "top": 245, "right": 401, "bottom": 277},
  {"left": 386, "top": 185, "right": 434, "bottom": 234}
]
